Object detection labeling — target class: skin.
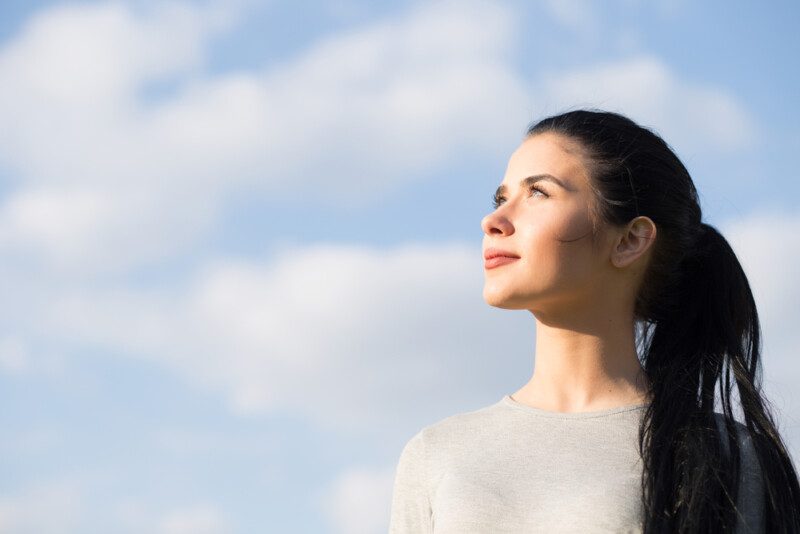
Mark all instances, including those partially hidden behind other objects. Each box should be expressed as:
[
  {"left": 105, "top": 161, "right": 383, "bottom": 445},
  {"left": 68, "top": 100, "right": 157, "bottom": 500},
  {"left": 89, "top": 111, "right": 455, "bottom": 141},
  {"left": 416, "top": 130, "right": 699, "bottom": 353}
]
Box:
[{"left": 481, "top": 132, "right": 657, "bottom": 413}]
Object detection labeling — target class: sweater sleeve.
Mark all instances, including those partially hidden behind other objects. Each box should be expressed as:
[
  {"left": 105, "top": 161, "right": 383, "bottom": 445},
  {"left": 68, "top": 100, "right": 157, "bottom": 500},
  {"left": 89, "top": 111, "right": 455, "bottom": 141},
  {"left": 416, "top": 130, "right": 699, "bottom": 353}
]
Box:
[{"left": 388, "top": 429, "right": 434, "bottom": 534}]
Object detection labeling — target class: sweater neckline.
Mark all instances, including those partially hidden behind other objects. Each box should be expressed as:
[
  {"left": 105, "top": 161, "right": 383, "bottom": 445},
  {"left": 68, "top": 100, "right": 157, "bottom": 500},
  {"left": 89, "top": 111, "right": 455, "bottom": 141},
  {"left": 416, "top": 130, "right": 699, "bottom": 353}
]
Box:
[{"left": 500, "top": 394, "right": 650, "bottom": 419}]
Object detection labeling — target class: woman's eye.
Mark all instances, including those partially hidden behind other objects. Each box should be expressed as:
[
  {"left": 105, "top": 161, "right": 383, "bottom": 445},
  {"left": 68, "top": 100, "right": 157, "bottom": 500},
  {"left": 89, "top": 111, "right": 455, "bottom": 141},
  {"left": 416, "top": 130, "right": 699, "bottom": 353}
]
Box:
[
  {"left": 491, "top": 186, "right": 548, "bottom": 209},
  {"left": 529, "top": 185, "right": 548, "bottom": 199}
]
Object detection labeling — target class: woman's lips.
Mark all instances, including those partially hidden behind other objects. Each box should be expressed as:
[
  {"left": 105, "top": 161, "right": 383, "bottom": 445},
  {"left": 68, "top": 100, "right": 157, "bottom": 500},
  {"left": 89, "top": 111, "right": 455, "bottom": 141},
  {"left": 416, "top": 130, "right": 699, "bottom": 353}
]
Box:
[{"left": 484, "top": 256, "right": 520, "bottom": 269}]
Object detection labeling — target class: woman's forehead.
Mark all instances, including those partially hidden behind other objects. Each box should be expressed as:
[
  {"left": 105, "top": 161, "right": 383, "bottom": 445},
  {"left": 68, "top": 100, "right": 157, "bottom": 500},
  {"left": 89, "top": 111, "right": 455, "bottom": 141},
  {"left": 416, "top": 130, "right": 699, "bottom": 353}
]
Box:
[{"left": 504, "top": 133, "right": 589, "bottom": 189}]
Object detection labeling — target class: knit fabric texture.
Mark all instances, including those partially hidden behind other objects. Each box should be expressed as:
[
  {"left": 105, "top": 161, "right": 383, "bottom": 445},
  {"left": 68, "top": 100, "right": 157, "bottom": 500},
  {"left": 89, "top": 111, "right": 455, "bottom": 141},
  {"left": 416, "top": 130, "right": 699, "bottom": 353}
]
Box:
[{"left": 389, "top": 395, "right": 764, "bottom": 533}]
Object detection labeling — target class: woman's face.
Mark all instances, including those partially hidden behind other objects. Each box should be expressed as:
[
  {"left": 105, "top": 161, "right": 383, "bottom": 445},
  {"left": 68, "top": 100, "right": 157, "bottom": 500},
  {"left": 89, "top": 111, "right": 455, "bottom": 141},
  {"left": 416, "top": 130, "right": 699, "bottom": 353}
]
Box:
[{"left": 481, "top": 132, "right": 610, "bottom": 311}]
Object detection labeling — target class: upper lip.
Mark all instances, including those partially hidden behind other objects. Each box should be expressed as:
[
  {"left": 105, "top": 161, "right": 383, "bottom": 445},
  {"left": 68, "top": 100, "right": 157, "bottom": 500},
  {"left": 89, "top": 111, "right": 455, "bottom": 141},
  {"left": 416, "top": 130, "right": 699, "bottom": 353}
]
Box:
[{"left": 484, "top": 247, "right": 521, "bottom": 260}]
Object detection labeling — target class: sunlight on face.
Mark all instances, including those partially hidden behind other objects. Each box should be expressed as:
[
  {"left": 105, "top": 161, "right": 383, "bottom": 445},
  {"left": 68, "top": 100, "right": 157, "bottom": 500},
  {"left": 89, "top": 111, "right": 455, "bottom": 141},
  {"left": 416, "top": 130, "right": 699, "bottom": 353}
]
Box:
[{"left": 480, "top": 132, "right": 606, "bottom": 312}]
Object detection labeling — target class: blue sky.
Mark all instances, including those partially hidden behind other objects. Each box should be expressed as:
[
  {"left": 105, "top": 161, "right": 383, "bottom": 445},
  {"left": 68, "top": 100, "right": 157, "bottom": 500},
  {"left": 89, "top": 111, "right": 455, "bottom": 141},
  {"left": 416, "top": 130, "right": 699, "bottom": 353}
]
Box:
[{"left": 0, "top": 0, "right": 799, "bottom": 532}]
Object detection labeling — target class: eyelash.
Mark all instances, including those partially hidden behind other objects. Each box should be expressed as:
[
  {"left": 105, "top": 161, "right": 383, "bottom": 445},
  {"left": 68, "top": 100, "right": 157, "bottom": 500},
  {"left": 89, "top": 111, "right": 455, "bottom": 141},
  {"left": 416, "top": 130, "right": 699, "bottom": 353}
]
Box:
[{"left": 492, "top": 185, "right": 548, "bottom": 209}]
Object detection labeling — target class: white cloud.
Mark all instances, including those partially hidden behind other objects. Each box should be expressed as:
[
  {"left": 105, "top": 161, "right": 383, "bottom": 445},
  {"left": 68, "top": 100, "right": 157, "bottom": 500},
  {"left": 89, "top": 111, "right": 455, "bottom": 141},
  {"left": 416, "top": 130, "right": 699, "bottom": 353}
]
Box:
[
  {"left": 0, "top": 1, "right": 235, "bottom": 179},
  {"left": 39, "top": 241, "right": 529, "bottom": 434},
  {"left": 0, "top": 0, "right": 236, "bottom": 274},
  {"left": 319, "top": 466, "right": 395, "bottom": 534},
  {"left": 537, "top": 55, "right": 757, "bottom": 155}
]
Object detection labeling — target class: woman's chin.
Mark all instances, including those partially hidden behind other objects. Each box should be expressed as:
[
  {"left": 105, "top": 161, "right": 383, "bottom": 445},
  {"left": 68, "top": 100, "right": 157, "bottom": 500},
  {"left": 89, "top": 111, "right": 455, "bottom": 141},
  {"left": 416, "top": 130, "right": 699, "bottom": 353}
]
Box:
[{"left": 483, "top": 289, "right": 524, "bottom": 309}]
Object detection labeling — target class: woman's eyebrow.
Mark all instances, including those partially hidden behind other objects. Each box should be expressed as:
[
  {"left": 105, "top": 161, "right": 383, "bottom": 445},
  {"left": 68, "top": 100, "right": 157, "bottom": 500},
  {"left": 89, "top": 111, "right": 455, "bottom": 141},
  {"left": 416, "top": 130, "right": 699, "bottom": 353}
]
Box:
[{"left": 494, "top": 174, "right": 570, "bottom": 197}]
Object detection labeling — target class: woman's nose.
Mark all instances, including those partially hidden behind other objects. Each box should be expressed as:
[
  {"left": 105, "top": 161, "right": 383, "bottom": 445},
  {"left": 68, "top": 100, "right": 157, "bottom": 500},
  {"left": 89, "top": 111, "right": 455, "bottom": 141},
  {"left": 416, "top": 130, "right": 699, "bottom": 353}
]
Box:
[{"left": 481, "top": 209, "right": 514, "bottom": 236}]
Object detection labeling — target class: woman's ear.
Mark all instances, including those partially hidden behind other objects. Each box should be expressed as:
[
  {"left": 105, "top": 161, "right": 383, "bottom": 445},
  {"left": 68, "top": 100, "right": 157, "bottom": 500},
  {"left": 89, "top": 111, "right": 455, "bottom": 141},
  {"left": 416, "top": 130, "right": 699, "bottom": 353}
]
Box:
[{"left": 611, "top": 216, "right": 657, "bottom": 269}]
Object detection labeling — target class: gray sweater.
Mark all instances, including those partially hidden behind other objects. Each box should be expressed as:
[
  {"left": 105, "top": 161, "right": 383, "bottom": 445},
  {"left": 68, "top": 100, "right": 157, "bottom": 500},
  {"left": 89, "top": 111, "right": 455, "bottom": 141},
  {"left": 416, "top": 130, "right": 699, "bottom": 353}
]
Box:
[{"left": 389, "top": 395, "right": 764, "bottom": 533}]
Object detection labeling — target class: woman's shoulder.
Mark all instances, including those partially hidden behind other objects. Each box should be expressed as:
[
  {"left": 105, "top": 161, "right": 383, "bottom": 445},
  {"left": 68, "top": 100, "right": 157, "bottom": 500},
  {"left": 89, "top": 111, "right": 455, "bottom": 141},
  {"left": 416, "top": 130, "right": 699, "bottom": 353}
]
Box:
[
  {"left": 711, "top": 412, "right": 765, "bottom": 533},
  {"left": 711, "top": 412, "right": 757, "bottom": 456},
  {"left": 711, "top": 412, "right": 764, "bottom": 479},
  {"left": 400, "top": 398, "right": 507, "bottom": 455},
  {"left": 422, "top": 397, "right": 506, "bottom": 435}
]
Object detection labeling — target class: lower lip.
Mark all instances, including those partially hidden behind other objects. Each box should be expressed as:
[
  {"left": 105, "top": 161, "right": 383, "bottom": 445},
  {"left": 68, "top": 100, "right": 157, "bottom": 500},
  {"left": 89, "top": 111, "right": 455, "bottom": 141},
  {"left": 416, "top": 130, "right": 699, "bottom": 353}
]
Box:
[{"left": 484, "top": 256, "right": 520, "bottom": 269}]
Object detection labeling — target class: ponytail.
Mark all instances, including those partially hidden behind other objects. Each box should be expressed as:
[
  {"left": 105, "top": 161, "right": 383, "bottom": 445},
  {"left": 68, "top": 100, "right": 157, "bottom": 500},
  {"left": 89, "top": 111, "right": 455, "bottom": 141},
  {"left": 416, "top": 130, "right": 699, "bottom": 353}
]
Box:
[{"left": 640, "top": 221, "right": 800, "bottom": 532}]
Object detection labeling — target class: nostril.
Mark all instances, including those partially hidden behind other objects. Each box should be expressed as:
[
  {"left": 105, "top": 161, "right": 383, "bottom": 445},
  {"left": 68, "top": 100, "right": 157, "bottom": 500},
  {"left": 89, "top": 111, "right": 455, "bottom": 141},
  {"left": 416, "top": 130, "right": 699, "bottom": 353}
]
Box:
[{"left": 481, "top": 212, "right": 512, "bottom": 236}]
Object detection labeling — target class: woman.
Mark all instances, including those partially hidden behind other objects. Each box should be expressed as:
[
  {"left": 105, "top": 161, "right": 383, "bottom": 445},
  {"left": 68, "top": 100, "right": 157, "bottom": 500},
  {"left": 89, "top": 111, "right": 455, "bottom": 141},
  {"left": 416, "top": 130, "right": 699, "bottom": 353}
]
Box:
[{"left": 388, "top": 109, "right": 800, "bottom": 533}]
